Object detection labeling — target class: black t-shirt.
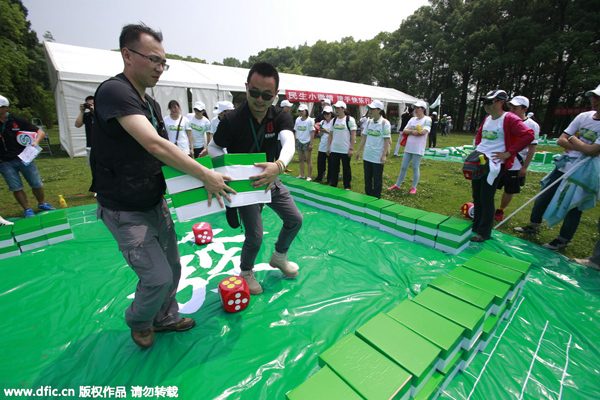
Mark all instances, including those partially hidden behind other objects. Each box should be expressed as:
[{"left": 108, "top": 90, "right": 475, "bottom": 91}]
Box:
[
  {"left": 400, "top": 112, "right": 412, "bottom": 131},
  {"left": 213, "top": 102, "right": 294, "bottom": 162},
  {"left": 91, "top": 73, "right": 167, "bottom": 211},
  {"left": 0, "top": 113, "right": 40, "bottom": 162}
]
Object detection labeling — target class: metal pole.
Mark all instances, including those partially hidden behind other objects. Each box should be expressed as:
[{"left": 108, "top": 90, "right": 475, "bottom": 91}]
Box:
[{"left": 494, "top": 156, "right": 591, "bottom": 229}]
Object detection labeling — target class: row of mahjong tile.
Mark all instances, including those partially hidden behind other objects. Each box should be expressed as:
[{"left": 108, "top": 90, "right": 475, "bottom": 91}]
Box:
[
  {"left": 280, "top": 175, "right": 473, "bottom": 255},
  {"left": 424, "top": 146, "right": 559, "bottom": 165},
  {"left": 0, "top": 209, "right": 73, "bottom": 259},
  {"left": 286, "top": 249, "right": 532, "bottom": 400},
  {"left": 161, "top": 154, "right": 272, "bottom": 222}
]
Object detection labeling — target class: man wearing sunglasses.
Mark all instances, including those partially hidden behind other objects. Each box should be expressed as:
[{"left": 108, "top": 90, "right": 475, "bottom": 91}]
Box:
[
  {"left": 208, "top": 62, "right": 302, "bottom": 296},
  {"left": 90, "top": 23, "right": 235, "bottom": 349}
]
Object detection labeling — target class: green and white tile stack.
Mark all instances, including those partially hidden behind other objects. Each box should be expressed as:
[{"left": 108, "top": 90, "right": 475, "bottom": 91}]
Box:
[
  {"left": 213, "top": 154, "right": 271, "bottom": 208},
  {"left": 0, "top": 224, "right": 20, "bottom": 260},
  {"left": 41, "top": 209, "right": 74, "bottom": 245},
  {"left": 435, "top": 217, "right": 472, "bottom": 255},
  {"left": 286, "top": 250, "right": 532, "bottom": 400},
  {"left": 12, "top": 216, "right": 49, "bottom": 252}
]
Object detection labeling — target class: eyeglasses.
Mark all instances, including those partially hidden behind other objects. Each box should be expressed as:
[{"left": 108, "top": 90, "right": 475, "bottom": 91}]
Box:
[
  {"left": 127, "top": 48, "right": 170, "bottom": 71},
  {"left": 323, "top": 112, "right": 331, "bottom": 115},
  {"left": 248, "top": 89, "right": 275, "bottom": 101}
]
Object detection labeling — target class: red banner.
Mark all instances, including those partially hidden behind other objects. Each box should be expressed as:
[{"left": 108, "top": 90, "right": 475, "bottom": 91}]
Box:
[
  {"left": 553, "top": 107, "right": 591, "bottom": 116},
  {"left": 285, "top": 90, "right": 371, "bottom": 106}
]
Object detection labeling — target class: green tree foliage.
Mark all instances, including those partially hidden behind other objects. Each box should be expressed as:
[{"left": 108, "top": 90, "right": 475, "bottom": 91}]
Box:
[
  {"left": 0, "top": 0, "right": 55, "bottom": 127},
  {"left": 235, "top": 0, "right": 599, "bottom": 135}
]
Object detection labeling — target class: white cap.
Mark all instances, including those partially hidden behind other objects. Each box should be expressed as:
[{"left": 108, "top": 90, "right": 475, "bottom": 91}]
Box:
[
  {"left": 432, "top": 112, "right": 437, "bottom": 115},
  {"left": 527, "top": 112, "right": 534, "bottom": 118},
  {"left": 414, "top": 100, "right": 427, "bottom": 109},
  {"left": 333, "top": 101, "right": 346, "bottom": 109},
  {"left": 214, "top": 101, "right": 234, "bottom": 115},
  {"left": 321, "top": 99, "right": 332, "bottom": 105},
  {"left": 509, "top": 96, "right": 530, "bottom": 108},
  {"left": 0, "top": 95, "right": 9, "bottom": 107},
  {"left": 323, "top": 105, "right": 333, "bottom": 113},
  {"left": 585, "top": 84, "right": 600, "bottom": 97},
  {"left": 193, "top": 101, "right": 205, "bottom": 111},
  {"left": 280, "top": 100, "right": 293, "bottom": 107},
  {"left": 367, "top": 100, "right": 384, "bottom": 109},
  {"left": 298, "top": 104, "right": 308, "bottom": 111},
  {"left": 480, "top": 89, "right": 508, "bottom": 101}
]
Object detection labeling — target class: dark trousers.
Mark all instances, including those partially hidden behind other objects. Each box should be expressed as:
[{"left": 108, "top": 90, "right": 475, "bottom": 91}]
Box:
[
  {"left": 530, "top": 167, "right": 582, "bottom": 241},
  {"left": 364, "top": 160, "right": 384, "bottom": 198},
  {"left": 316, "top": 151, "right": 328, "bottom": 182},
  {"left": 238, "top": 179, "right": 303, "bottom": 271},
  {"left": 429, "top": 128, "right": 437, "bottom": 148},
  {"left": 329, "top": 152, "right": 352, "bottom": 189},
  {"left": 471, "top": 169, "right": 504, "bottom": 239}
]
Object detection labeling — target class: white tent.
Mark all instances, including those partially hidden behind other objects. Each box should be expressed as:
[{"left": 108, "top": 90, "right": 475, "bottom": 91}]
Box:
[{"left": 44, "top": 41, "right": 422, "bottom": 157}]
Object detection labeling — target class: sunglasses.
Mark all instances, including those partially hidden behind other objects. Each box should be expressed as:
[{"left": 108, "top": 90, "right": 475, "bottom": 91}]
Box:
[
  {"left": 248, "top": 89, "right": 275, "bottom": 101},
  {"left": 482, "top": 99, "right": 500, "bottom": 106},
  {"left": 323, "top": 112, "right": 331, "bottom": 115}
]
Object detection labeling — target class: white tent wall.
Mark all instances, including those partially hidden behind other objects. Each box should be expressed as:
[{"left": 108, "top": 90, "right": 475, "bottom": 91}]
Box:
[{"left": 44, "top": 41, "right": 422, "bottom": 157}]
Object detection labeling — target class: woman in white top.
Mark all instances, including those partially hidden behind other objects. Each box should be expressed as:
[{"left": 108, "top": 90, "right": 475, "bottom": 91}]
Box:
[
  {"left": 388, "top": 101, "right": 431, "bottom": 194},
  {"left": 164, "top": 100, "right": 193, "bottom": 157},
  {"left": 316, "top": 105, "right": 334, "bottom": 182},
  {"left": 294, "top": 104, "right": 315, "bottom": 180},
  {"left": 188, "top": 101, "right": 211, "bottom": 158},
  {"left": 356, "top": 100, "right": 391, "bottom": 198}
]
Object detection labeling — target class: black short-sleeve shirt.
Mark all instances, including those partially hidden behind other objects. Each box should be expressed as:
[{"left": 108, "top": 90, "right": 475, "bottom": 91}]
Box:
[
  {"left": 213, "top": 102, "right": 294, "bottom": 162},
  {"left": 0, "top": 114, "right": 40, "bottom": 162}
]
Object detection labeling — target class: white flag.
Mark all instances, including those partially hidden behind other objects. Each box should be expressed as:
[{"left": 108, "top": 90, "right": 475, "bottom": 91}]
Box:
[{"left": 430, "top": 94, "right": 441, "bottom": 109}]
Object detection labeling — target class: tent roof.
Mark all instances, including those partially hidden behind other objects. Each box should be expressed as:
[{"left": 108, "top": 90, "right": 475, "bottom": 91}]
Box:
[{"left": 45, "top": 41, "right": 421, "bottom": 105}]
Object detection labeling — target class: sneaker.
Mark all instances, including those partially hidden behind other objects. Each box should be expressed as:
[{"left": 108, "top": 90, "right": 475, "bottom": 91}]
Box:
[
  {"left": 0, "top": 216, "right": 14, "bottom": 226},
  {"left": 153, "top": 317, "right": 196, "bottom": 332},
  {"left": 306, "top": 177, "right": 312, "bottom": 182},
  {"left": 131, "top": 328, "right": 154, "bottom": 349},
  {"left": 409, "top": 188, "right": 417, "bottom": 194},
  {"left": 513, "top": 225, "right": 540, "bottom": 234},
  {"left": 542, "top": 238, "right": 568, "bottom": 250},
  {"left": 387, "top": 184, "right": 401, "bottom": 190},
  {"left": 470, "top": 234, "right": 488, "bottom": 242},
  {"left": 269, "top": 250, "right": 299, "bottom": 277},
  {"left": 240, "top": 270, "right": 263, "bottom": 295},
  {"left": 570, "top": 258, "right": 600, "bottom": 271},
  {"left": 38, "top": 203, "right": 56, "bottom": 211},
  {"left": 494, "top": 209, "right": 504, "bottom": 221},
  {"left": 24, "top": 208, "right": 35, "bottom": 218},
  {"left": 296, "top": 175, "right": 304, "bottom": 179}
]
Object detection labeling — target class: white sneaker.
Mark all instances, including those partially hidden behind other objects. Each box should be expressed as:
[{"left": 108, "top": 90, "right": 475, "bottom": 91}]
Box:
[
  {"left": 0, "top": 216, "right": 14, "bottom": 226},
  {"left": 296, "top": 175, "right": 304, "bottom": 179},
  {"left": 269, "top": 250, "right": 299, "bottom": 277},
  {"left": 306, "top": 177, "right": 312, "bottom": 181},
  {"left": 240, "top": 270, "right": 263, "bottom": 294},
  {"left": 570, "top": 258, "right": 600, "bottom": 271}
]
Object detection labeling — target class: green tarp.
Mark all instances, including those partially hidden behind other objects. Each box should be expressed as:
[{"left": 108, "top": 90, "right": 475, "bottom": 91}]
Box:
[{"left": 1, "top": 203, "right": 599, "bottom": 399}]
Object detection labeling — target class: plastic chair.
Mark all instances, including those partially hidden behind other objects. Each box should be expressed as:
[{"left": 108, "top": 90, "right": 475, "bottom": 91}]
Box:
[{"left": 31, "top": 118, "right": 52, "bottom": 155}]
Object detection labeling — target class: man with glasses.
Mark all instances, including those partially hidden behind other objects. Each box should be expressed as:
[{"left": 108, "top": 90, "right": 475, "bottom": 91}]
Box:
[
  {"left": 90, "top": 23, "right": 234, "bottom": 349},
  {"left": 208, "top": 62, "right": 302, "bottom": 296}
]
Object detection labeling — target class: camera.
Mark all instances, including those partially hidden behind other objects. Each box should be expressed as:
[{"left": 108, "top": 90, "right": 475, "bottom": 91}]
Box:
[{"left": 83, "top": 103, "right": 92, "bottom": 109}]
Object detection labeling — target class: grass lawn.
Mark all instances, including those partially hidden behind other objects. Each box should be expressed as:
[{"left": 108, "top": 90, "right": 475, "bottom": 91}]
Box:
[{"left": 2, "top": 128, "right": 598, "bottom": 260}]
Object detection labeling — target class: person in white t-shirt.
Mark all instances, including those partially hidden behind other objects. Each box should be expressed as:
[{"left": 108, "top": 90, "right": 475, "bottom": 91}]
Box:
[
  {"left": 515, "top": 84, "right": 600, "bottom": 250},
  {"left": 494, "top": 96, "right": 540, "bottom": 221},
  {"left": 294, "top": 104, "right": 315, "bottom": 180},
  {"left": 315, "top": 105, "right": 334, "bottom": 183},
  {"left": 471, "top": 90, "right": 534, "bottom": 242},
  {"left": 187, "top": 101, "right": 212, "bottom": 158},
  {"left": 164, "top": 100, "right": 193, "bottom": 157},
  {"left": 388, "top": 100, "right": 431, "bottom": 194},
  {"left": 356, "top": 100, "right": 391, "bottom": 198},
  {"left": 209, "top": 101, "right": 235, "bottom": 136},
  {"left": 327, "top": 101, "right": 357, "bottom": 189}
]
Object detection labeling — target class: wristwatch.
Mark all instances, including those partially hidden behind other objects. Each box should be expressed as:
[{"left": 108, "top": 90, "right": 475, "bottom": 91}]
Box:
[{"left": 568, "top": 135, "right": 574, "bottom": 142}]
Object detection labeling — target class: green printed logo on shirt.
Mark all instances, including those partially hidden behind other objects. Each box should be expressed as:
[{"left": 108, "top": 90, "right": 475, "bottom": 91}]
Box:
[
  {"left": 481, "top": 129, "right": 500, "bottom": 140},
  {"left": 297, "top": 126, "right": 307, "bottom": 131},
  {"left": 580, "top": 128, "right": 599, "bottom": 143},
  {"left": 191, "top": 123, "right": 206, "bottom": 133}
]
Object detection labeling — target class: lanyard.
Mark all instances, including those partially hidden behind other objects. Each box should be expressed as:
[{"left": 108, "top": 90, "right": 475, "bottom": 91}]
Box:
[
  {"left": 249, "top": 118, "right": 264, "bottom": 151},
  {"left": 147, "top": 101, "right": 157, "bottom": 130}
]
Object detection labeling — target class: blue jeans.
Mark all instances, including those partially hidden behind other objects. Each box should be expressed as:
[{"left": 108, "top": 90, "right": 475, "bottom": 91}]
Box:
[
  {"left": 0, "top": 158, "right": 44, "bottom": 191},
  {"left": 395, "top": 153, "right": 423, "bottom": 188}
]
